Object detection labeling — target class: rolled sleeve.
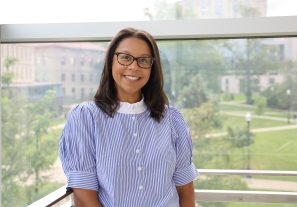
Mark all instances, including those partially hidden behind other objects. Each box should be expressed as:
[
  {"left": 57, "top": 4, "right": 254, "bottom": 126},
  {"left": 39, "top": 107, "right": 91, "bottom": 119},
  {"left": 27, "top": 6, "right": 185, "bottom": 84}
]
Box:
[
  {"left": 59, "top": 103, "right": 98, "bottom": 191},
  {"left": 173, "top": 163, "right": 199, "bottom": 186},
  {"left": 170, "top": 107, "right": 199, "bottom": 186},
  {"left": 67, "top": 171, "right": 99, "bottom": 191}
]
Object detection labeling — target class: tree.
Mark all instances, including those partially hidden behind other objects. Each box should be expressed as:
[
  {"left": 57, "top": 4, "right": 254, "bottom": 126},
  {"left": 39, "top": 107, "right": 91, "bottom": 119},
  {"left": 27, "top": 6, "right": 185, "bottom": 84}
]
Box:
[
  {"left": 254, "top": 96, "right": 267, "bottom": 116},
  {"left": 2, "top": 57, "right": 18, "bottom": 87},
  {"left": 223, "top": 126, "right": 254, "bottom": 169},
  {"left": 1, "top": 89, "right": 58, "bottom": 206},
  {"left": 223, "top": 6, "right": 282, "bottom": 104}
]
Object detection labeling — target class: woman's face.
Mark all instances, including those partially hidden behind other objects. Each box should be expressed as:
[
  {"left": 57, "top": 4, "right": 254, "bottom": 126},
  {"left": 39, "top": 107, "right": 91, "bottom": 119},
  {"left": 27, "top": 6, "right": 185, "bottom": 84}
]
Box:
[{"left": 112, "top": 37, "right": 152, "bottom": 103}]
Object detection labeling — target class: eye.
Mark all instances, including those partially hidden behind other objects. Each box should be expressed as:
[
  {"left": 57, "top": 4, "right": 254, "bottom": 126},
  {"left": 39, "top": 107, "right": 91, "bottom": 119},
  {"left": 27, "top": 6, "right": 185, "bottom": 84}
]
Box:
[
  {"left": 139, "top": 58, "right": 148, "bottom": 63},
  {"left": 120, "top": 54, "right": 132, "bottom": 61}
]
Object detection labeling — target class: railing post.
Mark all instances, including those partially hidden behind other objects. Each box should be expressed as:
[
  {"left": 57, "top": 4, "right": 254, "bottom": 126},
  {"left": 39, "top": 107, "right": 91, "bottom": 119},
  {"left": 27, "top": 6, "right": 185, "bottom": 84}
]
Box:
[{"left": 70, "top": 193, "right": 75, "bottom": 207}]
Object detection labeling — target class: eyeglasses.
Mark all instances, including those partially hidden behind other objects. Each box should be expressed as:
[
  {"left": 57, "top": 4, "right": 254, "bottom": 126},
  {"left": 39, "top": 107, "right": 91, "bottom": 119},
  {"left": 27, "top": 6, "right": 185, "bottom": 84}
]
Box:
[{"left": 114, "top": 52, "right": 155, "bottom": 69}]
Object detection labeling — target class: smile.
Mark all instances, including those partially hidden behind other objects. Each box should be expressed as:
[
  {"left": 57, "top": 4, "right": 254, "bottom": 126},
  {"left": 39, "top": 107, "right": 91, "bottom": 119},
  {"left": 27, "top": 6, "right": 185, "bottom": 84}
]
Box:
[{"left": 124, "top": 75, "right": 140, "bottom": 81}]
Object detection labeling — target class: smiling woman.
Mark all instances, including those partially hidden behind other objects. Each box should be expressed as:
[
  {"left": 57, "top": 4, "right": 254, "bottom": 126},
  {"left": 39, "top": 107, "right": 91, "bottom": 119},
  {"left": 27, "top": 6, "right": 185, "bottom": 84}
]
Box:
[{"left": 59, "top": 27, "right": 199, "bottom": 207}]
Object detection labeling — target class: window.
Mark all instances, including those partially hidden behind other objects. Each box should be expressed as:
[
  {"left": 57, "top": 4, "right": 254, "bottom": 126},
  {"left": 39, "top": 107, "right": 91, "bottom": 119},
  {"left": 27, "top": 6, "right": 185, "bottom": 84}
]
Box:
[
  {"left": 43, "top": 55, "right": 48, "bottom": 65},
  {"left": 61, "top": 73, "right": 65, "bottom": 81},
  {"left": 72, "top": 74, "right": 75, "bottom": 82},
  {"left": 61, "top": 56, "right": 66, "bottom": 65},
  {"left": 80, "top": 57, "right": 84, "bottom": 66},
  {"left": 62, "top": 88, "right": 66, "bottom": 95},
  {"left": 81, "top": 74, "right": 84, "bottom": 82},
  {"left": 269, "top": 78, "right": 275, "bottom": 85},
  {"left": 89, "top": 58, "right": 93, "bottom": 66},
  {"left": 72, "top": 88, "right": 76, "bottom": 94},
  {"left": 36, "top": 57, "right": 40, "bottom": 65}
]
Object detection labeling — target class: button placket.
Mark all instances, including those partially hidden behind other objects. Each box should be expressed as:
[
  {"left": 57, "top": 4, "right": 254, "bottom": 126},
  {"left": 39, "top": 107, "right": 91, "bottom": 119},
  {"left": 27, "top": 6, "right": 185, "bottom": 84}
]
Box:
[{"left": 131, "top": 114, "right": 144, "bottom": 195}]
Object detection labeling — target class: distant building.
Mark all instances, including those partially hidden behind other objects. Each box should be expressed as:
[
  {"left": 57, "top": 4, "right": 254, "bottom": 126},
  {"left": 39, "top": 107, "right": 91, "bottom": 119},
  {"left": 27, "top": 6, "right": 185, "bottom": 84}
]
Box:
[
  {"left": 1, "top": 44, "right": 35, "bottom": 83},
  {"left": 33, "top": 42, "right": 106, "bottom": 102},
  {"left": 193, "top": 0, "right": 267, "bottom": 19}
]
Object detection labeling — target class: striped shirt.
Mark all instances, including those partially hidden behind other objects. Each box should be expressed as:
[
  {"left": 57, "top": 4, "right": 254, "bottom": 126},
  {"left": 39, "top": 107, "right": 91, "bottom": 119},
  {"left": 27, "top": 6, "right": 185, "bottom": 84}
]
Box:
[{"left": 59, "top": 98, "right": 199, "bottom": 207}]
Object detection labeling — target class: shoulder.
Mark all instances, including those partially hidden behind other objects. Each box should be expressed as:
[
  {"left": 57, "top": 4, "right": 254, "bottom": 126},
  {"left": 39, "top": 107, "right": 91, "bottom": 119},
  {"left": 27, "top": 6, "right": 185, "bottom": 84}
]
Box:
[
  {"left": 68, "top": 100, "right": 103, "bottom": 117},
  {"left": 164, "top": 105, "right": 184, "bottom": 120}
]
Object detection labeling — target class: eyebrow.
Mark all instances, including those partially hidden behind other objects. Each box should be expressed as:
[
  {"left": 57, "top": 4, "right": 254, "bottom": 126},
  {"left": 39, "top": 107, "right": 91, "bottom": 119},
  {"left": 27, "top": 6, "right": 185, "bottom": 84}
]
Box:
[{"left": 119, "top": 50, "right": 151, "bottom": 57}]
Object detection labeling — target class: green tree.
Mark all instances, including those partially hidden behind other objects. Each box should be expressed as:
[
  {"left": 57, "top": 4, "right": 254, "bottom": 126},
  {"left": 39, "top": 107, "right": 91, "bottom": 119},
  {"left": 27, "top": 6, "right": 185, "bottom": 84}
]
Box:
[
  {"left": 223, "top": 126, "right": 254, "bottom": 169},
  {"left": 254, "top": 96, "right": 267, "bottom": 116},
  {"left": 1, "top": 90, "right": 58, "bottom": 206},
  {"left": 2, "top": 57, "right": 18, "bottom": 87},
  {"left": 223, "top": 6, "right": 282, "bottom": 104}
]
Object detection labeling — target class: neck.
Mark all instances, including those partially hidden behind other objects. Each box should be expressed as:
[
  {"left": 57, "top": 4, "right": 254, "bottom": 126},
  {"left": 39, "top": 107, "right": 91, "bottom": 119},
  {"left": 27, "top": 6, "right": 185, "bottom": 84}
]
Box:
[{"left": 118, "top": 94, "right": 142, "bottom": 104}]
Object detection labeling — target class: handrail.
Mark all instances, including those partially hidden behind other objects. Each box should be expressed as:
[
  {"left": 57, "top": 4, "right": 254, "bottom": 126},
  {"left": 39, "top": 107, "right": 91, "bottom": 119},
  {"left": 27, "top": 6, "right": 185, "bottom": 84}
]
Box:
[
  {"left": 27, "top": 169, "right": 297, "bottom": 207},
  {"left": 198, "top": 169, "right": 297, "bottom": 176}
]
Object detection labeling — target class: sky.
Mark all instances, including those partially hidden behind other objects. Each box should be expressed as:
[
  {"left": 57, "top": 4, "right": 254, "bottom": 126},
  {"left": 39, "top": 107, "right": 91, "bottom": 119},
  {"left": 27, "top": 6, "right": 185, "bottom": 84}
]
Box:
[{"left": 0, "top": 0, "right": 296, "bottom": 24}]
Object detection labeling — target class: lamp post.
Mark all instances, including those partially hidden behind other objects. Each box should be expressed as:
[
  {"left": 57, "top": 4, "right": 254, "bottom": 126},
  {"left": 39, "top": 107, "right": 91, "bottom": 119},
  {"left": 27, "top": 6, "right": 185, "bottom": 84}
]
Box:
[
  {"left": 245, "top": 112, "right": 252, "bottom": 171},
  {"left": 270, "top": 87, "right": 274, "bottom": 110},
  {"left": 286, "top": 89, "right": 291, "bottom": 124}
]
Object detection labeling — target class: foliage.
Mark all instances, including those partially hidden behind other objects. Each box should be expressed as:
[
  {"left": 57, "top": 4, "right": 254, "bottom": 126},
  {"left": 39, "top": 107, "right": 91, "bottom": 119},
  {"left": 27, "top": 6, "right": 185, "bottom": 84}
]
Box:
[
  {"left": 262, "top": 79, "right": 297, "bottom": 111},
  {"left": 158, "top": 39, "right": 226, "bottom": 106},
  {"left": 224, "top": 126, "right": 254, "bottom": 149},
  {"left": 1, "top": 89, "right": 58, "bottom": 206},
  {"left": 152, "top": 0, "right": 197, "bottom": 20},
  {"left": 182, "top": 101, "right": 222, "bottom": 139},
  {"left": 2, "top": 57, "right": 18, "bottom": 86},
  {"left": 223, "top": 6, "right": 283, "bottom": 104},
  {"left": 177, "top": 73, "right": 209, "bottom": 108},
  {"left": 254, "top": 96, "right": 267, "bottom": 116},
  {"left": 221, "top": 92, "right": 234, "bottom": 102}
]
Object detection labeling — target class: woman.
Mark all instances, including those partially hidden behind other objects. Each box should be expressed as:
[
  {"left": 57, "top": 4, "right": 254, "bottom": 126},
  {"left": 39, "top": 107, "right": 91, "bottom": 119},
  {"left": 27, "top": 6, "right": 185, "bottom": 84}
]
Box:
[{"left": 59, "top": 27, "right": 199, "bottom": 207}]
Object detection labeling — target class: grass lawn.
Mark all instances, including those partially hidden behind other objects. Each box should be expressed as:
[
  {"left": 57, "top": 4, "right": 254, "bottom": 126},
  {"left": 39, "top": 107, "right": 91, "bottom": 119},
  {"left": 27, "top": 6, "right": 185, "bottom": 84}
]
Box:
[
  {"left": 226, "top": 203, "right": 297, "bottom": 207},
  {"left": 219, "top": 102, "right": 295, "bottom": 120},
  {"left": 194, "top": 128, "right": 297, "bottom": 181},
  {"left": 219, "top": 104, "right": 253, "bottom": 112},
  {"left": 209, "top": 115, "right": 288, "bottom": 133}
]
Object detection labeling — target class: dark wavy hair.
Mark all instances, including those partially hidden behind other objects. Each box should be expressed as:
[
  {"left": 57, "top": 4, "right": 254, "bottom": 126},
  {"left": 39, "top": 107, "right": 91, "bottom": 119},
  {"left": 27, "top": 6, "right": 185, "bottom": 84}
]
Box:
[{"left": 94, "top": 27, "right": 169, "bottom": 122}]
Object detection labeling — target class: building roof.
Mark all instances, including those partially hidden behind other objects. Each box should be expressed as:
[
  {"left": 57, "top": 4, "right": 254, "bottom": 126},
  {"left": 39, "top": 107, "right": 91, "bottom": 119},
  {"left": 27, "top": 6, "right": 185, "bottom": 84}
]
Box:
[{"left": 33, "top": 42, "right": 107, "bottom": 51}]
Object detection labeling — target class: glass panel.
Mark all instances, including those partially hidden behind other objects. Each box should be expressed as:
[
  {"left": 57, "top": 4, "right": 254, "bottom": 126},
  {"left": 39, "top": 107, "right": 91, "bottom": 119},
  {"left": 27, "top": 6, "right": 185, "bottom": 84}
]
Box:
[
  {"left": 1, "top": 0, "right": 297, "bottom": 24},
  {"left": 1, "top": 37, "right": 297, "bottom": 205}
]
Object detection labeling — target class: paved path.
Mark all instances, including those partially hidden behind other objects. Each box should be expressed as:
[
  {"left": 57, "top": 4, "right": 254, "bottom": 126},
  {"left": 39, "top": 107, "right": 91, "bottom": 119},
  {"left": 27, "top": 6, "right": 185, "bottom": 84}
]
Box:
[
  {"left": 243, "top": 178, "right": 297, "bottom": 191},
  {"left": 205, "top": 124, "right": 297, "bottom": 138},
  {"left": 221, "top": 111, "right": 289, "bottom": 122}
]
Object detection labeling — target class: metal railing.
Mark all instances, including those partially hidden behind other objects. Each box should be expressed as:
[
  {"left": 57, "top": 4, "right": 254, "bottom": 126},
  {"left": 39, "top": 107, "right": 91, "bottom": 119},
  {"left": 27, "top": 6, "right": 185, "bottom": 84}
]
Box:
[{"left": 27, "top": 169, "right": 297, "bottom": 207}]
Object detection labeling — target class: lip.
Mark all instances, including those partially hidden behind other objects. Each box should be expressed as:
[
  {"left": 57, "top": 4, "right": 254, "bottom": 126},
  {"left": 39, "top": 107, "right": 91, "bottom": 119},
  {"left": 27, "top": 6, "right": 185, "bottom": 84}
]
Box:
[{"left": 123, "top": 75, "right": 141, "bottom": 83}]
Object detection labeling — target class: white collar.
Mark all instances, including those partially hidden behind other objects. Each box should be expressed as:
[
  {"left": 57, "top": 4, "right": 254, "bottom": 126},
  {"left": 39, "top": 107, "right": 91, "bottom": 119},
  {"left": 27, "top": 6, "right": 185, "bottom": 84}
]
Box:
[{"left": 117, "top": 97, "right": 147, "bottom": 114}]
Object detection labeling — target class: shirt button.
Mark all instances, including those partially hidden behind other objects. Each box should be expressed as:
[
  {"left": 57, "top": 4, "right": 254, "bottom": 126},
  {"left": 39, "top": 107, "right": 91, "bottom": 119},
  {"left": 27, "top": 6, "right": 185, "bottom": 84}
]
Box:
[
  {"left": 139, "top": 186, "right": 143, "bottom": 190},
  {"left": 136, "top": 149, "right": 140, "bottom": 153},
  {"left": 133, "top": 133, "right": 137, "bottom": 137},
  {"left": 138, "top": 167, "right": 142, "bottom": 171},
  {"left": 132, "top": 117, "right": 135, "bottom": 120}
]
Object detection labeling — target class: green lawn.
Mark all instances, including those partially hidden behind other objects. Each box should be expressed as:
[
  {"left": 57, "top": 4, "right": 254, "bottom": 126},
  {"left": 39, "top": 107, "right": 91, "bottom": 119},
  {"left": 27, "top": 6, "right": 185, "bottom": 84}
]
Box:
[
  {"left": 194, "top": 128, "right": 297, "bottom": 181},
  {"left": 219, "top": 104, "right": 253, "bottom": 112},
  {"left": 210, "top": 115, "right": 288, "bottom": 133},
  {"left": 226, "top": 203, "right": 297, "bottom": 207}
]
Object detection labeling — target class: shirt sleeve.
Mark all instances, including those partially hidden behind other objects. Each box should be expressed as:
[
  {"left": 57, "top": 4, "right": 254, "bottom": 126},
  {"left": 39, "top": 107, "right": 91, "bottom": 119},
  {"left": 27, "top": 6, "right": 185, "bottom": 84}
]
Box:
[
  {"left": 59, "top": 103, "right": 99, "bottom": 191},
  {"left": 170, "top": 107, "right": 199, "bottom": 186}
]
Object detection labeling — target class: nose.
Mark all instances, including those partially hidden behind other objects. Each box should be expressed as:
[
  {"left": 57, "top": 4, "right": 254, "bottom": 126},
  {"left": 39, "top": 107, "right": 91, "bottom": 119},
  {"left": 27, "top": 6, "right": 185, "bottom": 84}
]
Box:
[{"left": 128, "top": 59, "right": 140, "bottom": 70}]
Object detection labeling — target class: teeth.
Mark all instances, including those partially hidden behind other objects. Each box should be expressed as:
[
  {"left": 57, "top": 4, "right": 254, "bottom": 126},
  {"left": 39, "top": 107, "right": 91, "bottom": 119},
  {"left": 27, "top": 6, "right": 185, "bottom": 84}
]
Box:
[{"left": 125, "top": 75, "right": 140, "bottom": 80}]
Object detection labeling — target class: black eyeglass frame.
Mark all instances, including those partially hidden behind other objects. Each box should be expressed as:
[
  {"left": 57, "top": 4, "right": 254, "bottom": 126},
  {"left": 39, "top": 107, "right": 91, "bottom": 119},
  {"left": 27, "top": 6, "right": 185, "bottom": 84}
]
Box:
[{"left": 114, "top": 52, "right": 155, "bottom": 69}]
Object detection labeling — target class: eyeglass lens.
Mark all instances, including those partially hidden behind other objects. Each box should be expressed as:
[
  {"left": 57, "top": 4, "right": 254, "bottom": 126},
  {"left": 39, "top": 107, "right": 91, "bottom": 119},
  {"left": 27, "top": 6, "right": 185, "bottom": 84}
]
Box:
[{"left": 117, "top": 53, "right": 153, "bottom": 68}]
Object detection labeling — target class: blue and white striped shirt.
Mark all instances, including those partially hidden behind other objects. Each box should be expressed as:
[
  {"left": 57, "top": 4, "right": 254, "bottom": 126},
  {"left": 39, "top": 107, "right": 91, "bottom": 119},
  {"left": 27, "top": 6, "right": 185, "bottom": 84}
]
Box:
[{"left": 59, "top": 98, "right": 199, "bottom": 207}]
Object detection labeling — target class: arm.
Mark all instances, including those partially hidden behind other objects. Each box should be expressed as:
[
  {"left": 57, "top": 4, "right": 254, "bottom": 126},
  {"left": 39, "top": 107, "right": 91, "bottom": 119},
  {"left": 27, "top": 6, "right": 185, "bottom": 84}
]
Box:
[
  {"left": 73, "top": 188, "right": 103, "bottom": 207},
  {"left": 176, "top": 182, "right": 195, "bottom": 207}
]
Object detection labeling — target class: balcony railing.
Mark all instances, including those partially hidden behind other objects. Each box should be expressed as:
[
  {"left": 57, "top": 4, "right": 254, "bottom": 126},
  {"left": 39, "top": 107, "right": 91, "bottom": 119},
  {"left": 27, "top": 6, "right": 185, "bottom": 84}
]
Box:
[{"left": 27, "top": 169, "right": 297, "bottom": 207}]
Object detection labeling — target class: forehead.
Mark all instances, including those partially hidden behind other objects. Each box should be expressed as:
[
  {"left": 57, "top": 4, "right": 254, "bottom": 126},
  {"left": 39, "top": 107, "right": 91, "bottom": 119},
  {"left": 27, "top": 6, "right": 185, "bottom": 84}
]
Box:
[{"left": 115, "top": 37, "right": 152, "bottom": 56}]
